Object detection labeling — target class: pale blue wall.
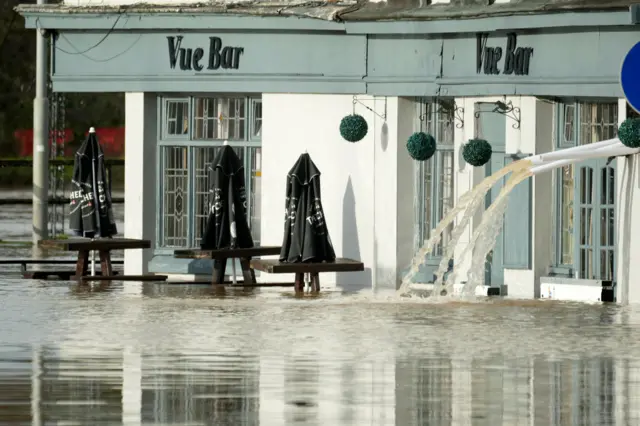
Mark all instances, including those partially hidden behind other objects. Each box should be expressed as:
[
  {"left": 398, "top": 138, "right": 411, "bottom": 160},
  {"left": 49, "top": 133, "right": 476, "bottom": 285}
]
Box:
[
  {"left": 48, "top": 26, "right": 640, "bottom": 97},
  {"left": 52, "top": 32, "right": 367, "bottom": 93}
]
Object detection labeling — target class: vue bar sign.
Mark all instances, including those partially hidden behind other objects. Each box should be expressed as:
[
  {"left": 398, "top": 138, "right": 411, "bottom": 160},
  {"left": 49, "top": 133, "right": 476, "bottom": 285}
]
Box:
[
  {"left": 167, "top": 36, "right": 244, "bottom": 71},
  {"left": 476, "top": 33, "right": 534, "bottom": 76},
  {"left": 621, "top": 41, "right": 640, "bottom": 114}
]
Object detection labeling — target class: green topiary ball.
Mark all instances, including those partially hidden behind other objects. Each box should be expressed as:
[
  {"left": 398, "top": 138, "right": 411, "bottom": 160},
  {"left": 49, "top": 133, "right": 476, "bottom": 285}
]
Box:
[
  {"left": 462, "top": 139, "right": 492, "bottom": 167},
  {"left": 339, "top": 114, "right": 368, "bottom": 142},
  {"left": 618, "top": 117, "right": 640, "bottom": 148},
  {"left": 406, "top": 132, "right": 436, "bottom": 161}
]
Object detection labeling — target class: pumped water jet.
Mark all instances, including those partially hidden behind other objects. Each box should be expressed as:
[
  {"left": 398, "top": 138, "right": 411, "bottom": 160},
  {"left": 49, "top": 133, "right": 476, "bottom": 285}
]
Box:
[{"left": 400, "top": 134, "right": 640, "bottom": 299}]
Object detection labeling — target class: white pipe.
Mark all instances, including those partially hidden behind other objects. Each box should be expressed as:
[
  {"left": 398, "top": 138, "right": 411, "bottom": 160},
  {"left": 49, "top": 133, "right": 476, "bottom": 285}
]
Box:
[
  {"left": 527, "top": 138, "right": 619, "bottom": 166},
  {"left": 530, "top": 159, "right": 573, "bottom": 175},
  {"left": 530, "top": 142, "right": 638, "bottom": 167},
  {"left": 529, "top": 144, "right": 640, "bottom": 175}
]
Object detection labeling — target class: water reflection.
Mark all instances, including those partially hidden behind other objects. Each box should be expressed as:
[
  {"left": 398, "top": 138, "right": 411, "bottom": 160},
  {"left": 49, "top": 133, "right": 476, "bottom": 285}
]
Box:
[{"left": 3, "top": 347, "right": 640, "bottom": 425}]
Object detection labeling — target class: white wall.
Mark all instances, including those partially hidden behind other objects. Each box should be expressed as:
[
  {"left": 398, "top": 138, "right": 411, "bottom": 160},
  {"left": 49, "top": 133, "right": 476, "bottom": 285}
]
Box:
[
  {"left": 260, "top": 94, "right": 415, "bottom": 290},
  {"left": 123, "top": 92, "right": 157, "bottom": 275}
]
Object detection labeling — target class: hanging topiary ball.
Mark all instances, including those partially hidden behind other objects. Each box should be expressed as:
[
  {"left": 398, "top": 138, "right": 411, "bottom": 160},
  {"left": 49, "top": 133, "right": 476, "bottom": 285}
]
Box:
[
  {"left": 618, "top": 117, "right": 640, "bottom": 148},
  {"left": 462, "top": 139, "right": 492, "bottom": 167},
  {"left": 406, "top": 132, "right": 436, "bottom": 161},
  {"left": 339, "top": 114, "right": 368, "bottom": 142}
]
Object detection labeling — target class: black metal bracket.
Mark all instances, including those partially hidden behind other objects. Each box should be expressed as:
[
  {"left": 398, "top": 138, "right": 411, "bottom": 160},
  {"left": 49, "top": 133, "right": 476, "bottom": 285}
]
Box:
[
  {"left": 419, "top": 99, "right": 465, "bottom": 129},
  {"left": 353, "top": 95, "right": 387, "bottom": 120},
  {"left": 474, "top": 100, "right": 521, "bottom": 129}
]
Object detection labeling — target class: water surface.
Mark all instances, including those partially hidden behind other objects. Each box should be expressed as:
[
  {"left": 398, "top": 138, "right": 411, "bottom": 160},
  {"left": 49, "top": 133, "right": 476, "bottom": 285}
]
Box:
[{"left": 1, "top": 201, "right": 640, "bottom": 425}]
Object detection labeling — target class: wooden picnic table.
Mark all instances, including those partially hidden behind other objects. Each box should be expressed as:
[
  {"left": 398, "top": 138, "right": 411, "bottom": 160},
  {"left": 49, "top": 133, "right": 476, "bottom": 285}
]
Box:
[
  {"left": 250, "top": 258, "right": 365, "bottom": 292},
  {"left": 174, "top": 246, "right": 281, "bottom": 285},
  {"left": 38, "top": 238, "right": 150, "bottom": 280}
]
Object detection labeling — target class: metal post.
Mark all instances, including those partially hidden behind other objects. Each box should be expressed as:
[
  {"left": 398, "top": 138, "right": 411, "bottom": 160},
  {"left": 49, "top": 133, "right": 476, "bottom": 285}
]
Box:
[{"left": 33, "top": 0, "right": 49, "bottom": 245}]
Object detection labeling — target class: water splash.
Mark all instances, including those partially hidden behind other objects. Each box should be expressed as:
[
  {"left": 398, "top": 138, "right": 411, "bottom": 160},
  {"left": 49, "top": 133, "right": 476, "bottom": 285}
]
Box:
[
  {"left": 398, "top": 160, "right": 531, "bottom": 297},
  {"left": 458, "top": 170, "right": 531, "bottom": 296}
]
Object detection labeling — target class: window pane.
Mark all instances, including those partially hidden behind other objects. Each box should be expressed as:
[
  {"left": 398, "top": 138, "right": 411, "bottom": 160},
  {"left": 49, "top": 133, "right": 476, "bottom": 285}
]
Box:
[
  {"left": 161, "top": 146, "right": 188, "bottom": 247},
  {"left": 436, "top": 150, "right": 455, "bottom": 256},
  {"left": 165, "top": 100, "right": 189, "bottom": 136},
  {"left": 252, "top": 101, "right": 262, "bottom": 139},
  {"left": 578, "top": 102, "right": 618, "bottom": 146},
  {"left": 193, "top": 97, "right": 245, "bottom": 140},
  {"left": 416, "top": 100, "right": 455, "bottom": 256},
  {"left": 560, "top": 165, "right": 574, "bottom": 265},
  {"left": 563, "top": 104, "right": 575, "bottom": 144},
  {"left": 423, "top": 158, "right": 433, "bottom": 246}
]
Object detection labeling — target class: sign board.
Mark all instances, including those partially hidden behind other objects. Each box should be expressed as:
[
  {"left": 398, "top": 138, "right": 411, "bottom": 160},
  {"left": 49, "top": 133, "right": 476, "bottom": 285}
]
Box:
[{"left": 621, "top": 41, "right": 640, "bottom": 113}]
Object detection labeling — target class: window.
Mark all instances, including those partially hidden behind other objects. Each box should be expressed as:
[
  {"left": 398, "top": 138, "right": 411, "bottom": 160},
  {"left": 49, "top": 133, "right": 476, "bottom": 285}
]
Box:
[
  {"left": 415, "top": 99, "right": 455, "bottom": 258},
  {"left": 158, "top": 96, "right": 262, "bottom": 249},
  {"left": 553, "top": 101, "right": 618, "bottom": 275}
]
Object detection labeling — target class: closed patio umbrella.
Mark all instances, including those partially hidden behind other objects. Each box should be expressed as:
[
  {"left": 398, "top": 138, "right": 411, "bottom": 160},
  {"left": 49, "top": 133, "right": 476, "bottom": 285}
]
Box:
[
  {"left": 279, "top": 153, "right": 336, "bottom": 263},
  {"left": 68, "top": 127, "right": 118, "bottom": 275},
  {"left": 201, "top": 142, "right": 254, "bottom": 282}
]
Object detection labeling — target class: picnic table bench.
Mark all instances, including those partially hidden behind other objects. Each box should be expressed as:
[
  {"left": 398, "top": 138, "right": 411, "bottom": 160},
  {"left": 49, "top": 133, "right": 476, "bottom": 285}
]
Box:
[
  {"left": 174, "top": 246, "right": 282, "bottom": 285},
  {"left": 0, "top": 258, "right": 124, "bottom": 280},
  {"left": 38, "top": 238, "right": 152, "bottom": 281},
  {"left": 250, "top": 258, "right": 365, "bottom": 292}
]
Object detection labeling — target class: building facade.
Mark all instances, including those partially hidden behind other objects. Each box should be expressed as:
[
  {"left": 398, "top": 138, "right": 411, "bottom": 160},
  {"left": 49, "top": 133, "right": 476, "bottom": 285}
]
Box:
[{"left": 17, "top": 0, "right": 640, "bottom": 301}]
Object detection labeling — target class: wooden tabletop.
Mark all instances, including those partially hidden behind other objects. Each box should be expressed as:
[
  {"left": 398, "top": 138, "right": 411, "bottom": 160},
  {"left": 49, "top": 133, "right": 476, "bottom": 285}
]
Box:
[
  {"left": 251, "top": 258, "right": 365, "bottom": 274},
  {"left": 38, "top": 238, "right": 151, "bottom": 251},
  {"left": 174, "top": 246, "right": 281, "bottom": 259}
]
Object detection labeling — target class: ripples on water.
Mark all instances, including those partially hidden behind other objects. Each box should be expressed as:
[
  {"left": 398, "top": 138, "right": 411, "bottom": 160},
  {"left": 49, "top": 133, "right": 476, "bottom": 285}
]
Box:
[{"left": 2, "top": 202, "right": 640, "bottom": 425}]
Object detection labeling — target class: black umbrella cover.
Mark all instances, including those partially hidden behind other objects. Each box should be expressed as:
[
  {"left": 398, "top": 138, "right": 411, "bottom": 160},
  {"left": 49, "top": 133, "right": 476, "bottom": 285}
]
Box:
[
  {"left": 279, "top": 153, "right": 336, "bottom": 263},
  {"left": 69, "top": 132, "right": 117, "bottom": 238},
  {"left": 201, "top": 145, "right": 254, "bottom": 250}
]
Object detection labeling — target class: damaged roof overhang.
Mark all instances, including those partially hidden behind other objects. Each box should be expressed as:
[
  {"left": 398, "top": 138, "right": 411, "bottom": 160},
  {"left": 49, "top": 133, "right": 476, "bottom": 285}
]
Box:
[{"left": 14, "top": 0, "right": 640, "bottom": 31}]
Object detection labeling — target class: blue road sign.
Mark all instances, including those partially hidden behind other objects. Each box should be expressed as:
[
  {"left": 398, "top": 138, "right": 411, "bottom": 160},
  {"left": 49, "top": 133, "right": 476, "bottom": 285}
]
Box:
[{"left": 621, "top": 41, "right": 640, "bottom": 114}]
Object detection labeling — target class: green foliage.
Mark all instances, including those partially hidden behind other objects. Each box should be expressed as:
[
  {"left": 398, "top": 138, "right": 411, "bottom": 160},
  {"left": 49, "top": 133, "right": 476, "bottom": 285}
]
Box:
[
  {"left": 406, "top": 132, "right": 436, "bottom": 161},
  {"left": 462, "top": 139, "right": 492, "bottom": 167},
  {"left": 339, "top": 114, "right": 368, "bottom": 142},
  {"left": 0, "top": 157, "right": 125, "bottom": 189},
  {"left": 0, "top": 1, "right": 124, "bottom": 170},
  {"left": 618, "top": 117, "right": 640, "bottom": 149}
]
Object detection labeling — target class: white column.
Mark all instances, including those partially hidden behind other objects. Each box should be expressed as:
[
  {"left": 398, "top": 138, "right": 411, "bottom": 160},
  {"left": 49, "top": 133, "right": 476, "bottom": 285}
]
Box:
[
  {"left": 124, "top": 93, "right": 157, "bottom": 275},
  {"left": 122, "top": 347, "right": 142, "bottom": 425}
]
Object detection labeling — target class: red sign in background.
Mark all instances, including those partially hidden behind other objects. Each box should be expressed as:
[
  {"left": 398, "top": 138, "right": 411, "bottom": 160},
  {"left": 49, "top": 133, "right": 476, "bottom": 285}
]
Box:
[{"left": 14, "top": 127, "right": 125, "bottom": 157}]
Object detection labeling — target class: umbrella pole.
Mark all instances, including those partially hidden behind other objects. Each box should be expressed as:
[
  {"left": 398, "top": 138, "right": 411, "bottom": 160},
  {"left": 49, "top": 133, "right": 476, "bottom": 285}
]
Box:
[
  {"left": 91, "top": 238, "right": 96, "bottom": 276},
  {"left": 231, "top": 261, "right": 237, "bottom": 285}
]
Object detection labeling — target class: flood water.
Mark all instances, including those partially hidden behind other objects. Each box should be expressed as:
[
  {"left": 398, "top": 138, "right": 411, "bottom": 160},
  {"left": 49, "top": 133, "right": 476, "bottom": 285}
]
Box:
[{"left": 2, "top": 199, "right": 640, "bottom": 425}]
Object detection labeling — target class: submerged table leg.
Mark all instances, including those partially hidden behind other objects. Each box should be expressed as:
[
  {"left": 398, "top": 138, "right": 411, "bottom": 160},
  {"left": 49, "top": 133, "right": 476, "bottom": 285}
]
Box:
[
  {"left": 75, "top": 250, "right": 89, "bottom": 280},
  {"left": 239, "top": 258, "right": 256, "bottom": 285},
  {"left": 294, "top": 273, "right": 304, "bottom": 293},
  {"left": 99, "top": 250, "right": 113, "bottom": 277},
  {"left": 310, "top": 273, "right": 320, "bottom": 292},
  {"left": 212, "top": 258, "right": 227, "bottom": 285}
]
